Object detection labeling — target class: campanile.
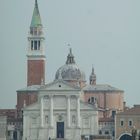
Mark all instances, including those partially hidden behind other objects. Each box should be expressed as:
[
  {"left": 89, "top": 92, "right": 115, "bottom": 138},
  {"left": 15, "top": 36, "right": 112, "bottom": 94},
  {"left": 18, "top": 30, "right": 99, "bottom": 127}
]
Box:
[{"left": 27, "top": 0, "right": 46, "bottom": 86}]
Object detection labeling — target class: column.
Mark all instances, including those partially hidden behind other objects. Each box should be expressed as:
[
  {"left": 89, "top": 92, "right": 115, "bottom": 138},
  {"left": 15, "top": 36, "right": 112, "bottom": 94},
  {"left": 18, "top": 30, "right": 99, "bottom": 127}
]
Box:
[
  {"left": 77, "top": 96, "right": 81, "bottom": 128},
  {"left": 67, "top": 96, "right": 70, "bottom": 128},
  {"left": 23, "top": 113, "right": 28, "bottom": 140},
  {"left": 50, "top": 95, "right": 54, "bottom": 128},
  {"left": 40, "top": 97, "right": 44, "bottom": 127},
  {"left": 90, "top": 116, "right": 94, "bottom": 134}
]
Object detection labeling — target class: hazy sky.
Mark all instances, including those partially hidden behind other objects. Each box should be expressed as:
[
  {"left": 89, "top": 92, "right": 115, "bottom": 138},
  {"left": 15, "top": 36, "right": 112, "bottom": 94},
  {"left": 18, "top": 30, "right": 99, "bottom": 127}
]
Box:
[{"left": 0, "top": 0, "right": 140, "bottom": 108}]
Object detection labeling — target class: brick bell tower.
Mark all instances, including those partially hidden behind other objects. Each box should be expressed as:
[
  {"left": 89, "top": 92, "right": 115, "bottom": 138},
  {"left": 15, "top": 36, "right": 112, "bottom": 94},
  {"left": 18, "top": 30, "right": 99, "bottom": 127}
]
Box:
[
  {"left": 27, "top": 0, "right": 46, "bottom": 86},
  {"left": 16, "top": 0, "right": 46, "bottom": 115}
]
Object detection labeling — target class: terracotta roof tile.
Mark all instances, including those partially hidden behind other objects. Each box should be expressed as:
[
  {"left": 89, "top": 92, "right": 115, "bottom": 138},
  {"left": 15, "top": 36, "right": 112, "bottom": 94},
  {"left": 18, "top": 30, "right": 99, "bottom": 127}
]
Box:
[{"left": 117, "top": 105, "right": 140, "bottom": 115}]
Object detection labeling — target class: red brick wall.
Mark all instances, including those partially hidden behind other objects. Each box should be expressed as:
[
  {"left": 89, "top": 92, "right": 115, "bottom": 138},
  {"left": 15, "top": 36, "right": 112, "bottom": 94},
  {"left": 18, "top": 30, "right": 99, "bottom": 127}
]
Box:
[
  {"left": 17, "top": 92, "right": 38, "bottom": 110},
  {"left": 0, "top": 109, "right": 17, "bottom": 118},
  {"left": 27, "top": 60, "right": 45, "bottom": 86}
]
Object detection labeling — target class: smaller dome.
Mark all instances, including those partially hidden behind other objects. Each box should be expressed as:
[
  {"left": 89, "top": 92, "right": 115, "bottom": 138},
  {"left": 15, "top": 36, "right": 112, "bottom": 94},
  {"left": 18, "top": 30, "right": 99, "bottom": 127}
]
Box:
[{"left": 55, "top": 49, "right": 86, "bottom": 82}]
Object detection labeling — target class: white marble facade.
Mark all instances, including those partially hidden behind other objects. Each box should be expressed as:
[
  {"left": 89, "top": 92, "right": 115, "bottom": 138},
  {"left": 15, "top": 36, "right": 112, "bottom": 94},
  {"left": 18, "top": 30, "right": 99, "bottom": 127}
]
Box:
[{"left": 23, "top": 80, "right": 98, "bottom": 140}]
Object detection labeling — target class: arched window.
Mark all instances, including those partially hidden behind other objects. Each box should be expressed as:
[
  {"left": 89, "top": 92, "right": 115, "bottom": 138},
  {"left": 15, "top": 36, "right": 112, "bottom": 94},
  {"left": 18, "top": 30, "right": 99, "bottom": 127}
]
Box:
[{"left": 88, "top": 97, "right": 97, "bottom": 104}]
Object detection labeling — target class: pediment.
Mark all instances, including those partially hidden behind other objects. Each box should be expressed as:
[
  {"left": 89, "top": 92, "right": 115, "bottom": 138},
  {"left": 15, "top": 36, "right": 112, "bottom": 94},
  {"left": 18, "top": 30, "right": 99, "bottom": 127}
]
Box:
[{"left": 39, "top": 80, "right": 81, "bottom": 91}]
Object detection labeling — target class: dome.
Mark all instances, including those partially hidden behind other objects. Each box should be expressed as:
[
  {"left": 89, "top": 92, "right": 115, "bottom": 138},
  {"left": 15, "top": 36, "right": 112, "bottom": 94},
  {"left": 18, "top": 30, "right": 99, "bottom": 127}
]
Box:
[{"left": 55, "top": 49, "right": 86, "bottom": 82}]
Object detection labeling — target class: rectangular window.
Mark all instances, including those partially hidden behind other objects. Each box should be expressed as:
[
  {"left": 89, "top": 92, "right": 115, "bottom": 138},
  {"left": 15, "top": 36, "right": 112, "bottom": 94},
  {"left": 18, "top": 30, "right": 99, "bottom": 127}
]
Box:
[
  {"left": 128, "top": 120, "right": 133, "bottom": 127},
  {"left": 8, "top": 131, "right": 10, "bottom": 136},
  {"left": 112, "top": 110, "right": 116, "bottom": 118},
  {"left": 34, "top": 41, "right": 38, "bottom": 50},
  {"left": 85, "top": 136, "right": 89, "bottom": 140},
  {"left": 120, "top": 120, "right": 124, "bottom": 126},
  {"left": 105, "top": 131, "right": 109, "bottom": 135}
]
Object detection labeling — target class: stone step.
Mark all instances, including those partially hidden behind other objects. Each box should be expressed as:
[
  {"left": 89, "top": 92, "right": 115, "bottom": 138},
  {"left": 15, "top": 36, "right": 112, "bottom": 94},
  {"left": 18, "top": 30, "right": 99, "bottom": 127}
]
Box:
[{"left": 52, "top": 138, "right": 67, "bottom": 140}]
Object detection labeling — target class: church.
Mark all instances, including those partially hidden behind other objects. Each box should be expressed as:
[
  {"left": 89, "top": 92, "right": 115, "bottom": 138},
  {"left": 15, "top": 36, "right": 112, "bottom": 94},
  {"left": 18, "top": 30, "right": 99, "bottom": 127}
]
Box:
[
  {"left": 16, "top": 0, "right": 124, "bottom": 140},
  {"left": 21, "top": 1, "right": 98, "bottom": 140},
  {"left": 23, "top": 80, "right": 98, "bottom": 140}
]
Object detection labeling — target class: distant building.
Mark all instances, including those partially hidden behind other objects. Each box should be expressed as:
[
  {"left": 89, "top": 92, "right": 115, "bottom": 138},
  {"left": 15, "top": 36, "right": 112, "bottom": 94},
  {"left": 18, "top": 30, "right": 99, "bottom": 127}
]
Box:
[
  {"left": 99, "top": 118, "right": 114, "bottom": 137},
  {"left": 0, "top": 116, "right": 7, "bottom": 140},
  {"left": 0, "top": 0, "right": 126, "bottom": 140},
  {"left": 0, "top": 116, "right": 23, "bottom": 140},
  {"left": 83, "top": 76, "right": 124, "bottom": 119},
  {"left": 115, "top": 105, "right": 140, "bottom": 140}
]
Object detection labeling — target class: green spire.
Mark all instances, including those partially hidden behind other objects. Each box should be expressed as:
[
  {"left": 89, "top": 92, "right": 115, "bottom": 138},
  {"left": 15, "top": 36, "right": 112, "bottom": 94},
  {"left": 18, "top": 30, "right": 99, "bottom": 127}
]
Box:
[{"left": 30, "top": 0, "right": 42, "bottom": 27}]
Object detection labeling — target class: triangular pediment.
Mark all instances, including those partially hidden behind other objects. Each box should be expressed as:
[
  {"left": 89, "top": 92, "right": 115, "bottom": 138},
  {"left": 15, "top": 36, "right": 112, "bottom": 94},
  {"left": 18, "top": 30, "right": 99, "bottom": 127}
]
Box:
[{"left": 39, "top": 80, "right": 81, "bottom": 91}]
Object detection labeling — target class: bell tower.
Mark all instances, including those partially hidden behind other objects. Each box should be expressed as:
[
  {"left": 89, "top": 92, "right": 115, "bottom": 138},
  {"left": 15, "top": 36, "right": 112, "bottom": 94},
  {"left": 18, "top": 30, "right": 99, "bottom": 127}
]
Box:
[
  {"left": 27, "top": 0, "right": 46, "bottom": 86},
  {"left": 89, "top": 66, "right": 96, "bottom": 85}
]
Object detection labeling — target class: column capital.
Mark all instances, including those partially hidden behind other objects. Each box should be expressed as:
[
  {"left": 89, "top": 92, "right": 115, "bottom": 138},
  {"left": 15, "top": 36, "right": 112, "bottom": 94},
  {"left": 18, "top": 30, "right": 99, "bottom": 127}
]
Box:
[
  {"left": 40, "top": 96, "right": 44, "bottom": 100},
  {"left": 66, "top": 95, "right": 71, "bottom": 99},
  {"left": 49, "top": 94, "right": 54, "bottom": 98},
  {"left": 75, "top": 95, "right": 80, "bottom": 99}
]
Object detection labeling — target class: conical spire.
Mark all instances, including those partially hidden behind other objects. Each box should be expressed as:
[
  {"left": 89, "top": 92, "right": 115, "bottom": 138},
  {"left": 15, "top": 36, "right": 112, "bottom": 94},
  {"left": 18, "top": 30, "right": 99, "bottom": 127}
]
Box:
[
  {"left": 35, "top": 0, "right": 38, "bottom": 7},
  {"left": 90, "top": 66, "right": 96, "bottom": 85},
  {"left": 30, "top": 0, "right": 42, "bottom": 27},
  {"left": 66, "top": 48, "right": 76, "bottom": 64},
  {"left": 91, "top": 67, "right": 95, "bottom": 75}
]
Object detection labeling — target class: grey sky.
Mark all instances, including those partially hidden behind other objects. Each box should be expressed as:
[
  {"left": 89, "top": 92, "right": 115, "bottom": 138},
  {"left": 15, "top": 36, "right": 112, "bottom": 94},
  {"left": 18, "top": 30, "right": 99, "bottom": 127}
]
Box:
[{"left": 0, "top": 0, "right": 140, "bottom": 108}]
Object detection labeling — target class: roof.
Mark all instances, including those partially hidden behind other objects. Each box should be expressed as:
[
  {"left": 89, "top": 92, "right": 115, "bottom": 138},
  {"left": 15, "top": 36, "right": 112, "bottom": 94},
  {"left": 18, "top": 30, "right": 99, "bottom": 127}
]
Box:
[
  {"left": 117, "top": 105, "right": 140, "bottom": 115},
  {"left": 83, "top": 84, "right": 123, "bottom": 92},
  {"left": 17, "top": 79, "right": 81, "bottom": 93},
  {"left": 17, "top": 85, "right": 41, "bottom": 92},
  {"left": 99, "top": 117, "right": 114, "bottom": 122},
  {"left": 30, "top": 0, "right": 42, "bottom": 27},
  {"left": 40, "top": 79, "right": 81, "bottom": 91},
  {"left": 0, "top": 109, "right": 16, "bottom": 118}
]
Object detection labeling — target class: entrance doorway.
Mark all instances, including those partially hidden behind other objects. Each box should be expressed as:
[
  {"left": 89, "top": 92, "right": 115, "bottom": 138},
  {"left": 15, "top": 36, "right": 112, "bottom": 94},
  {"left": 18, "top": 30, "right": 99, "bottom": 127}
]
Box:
[
  {"left": 13, "top": 131, "right": 17, "bottom": 140},
  {"left": 57, "top": 122, "right": 64, "bottom": 138},
  {"left": 119, "top": 134, "right": 131, "bottom": 140}
]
